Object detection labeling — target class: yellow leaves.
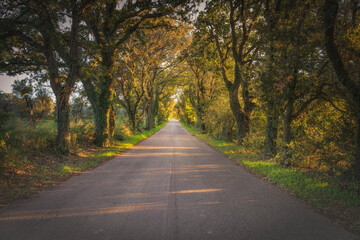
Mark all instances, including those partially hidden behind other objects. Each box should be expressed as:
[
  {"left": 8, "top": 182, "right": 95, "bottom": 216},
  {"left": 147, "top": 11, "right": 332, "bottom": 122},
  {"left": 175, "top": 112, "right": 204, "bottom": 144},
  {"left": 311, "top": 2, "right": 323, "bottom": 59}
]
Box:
[
  {"left": 14, "top": 169, "right": 28, "bottom": 175},
  {"left": 90, "top": 58, "right": 101, "bottom": 68},
  {"left": 0, "top": 139, "right": 7, "bottom": 150},
  {"left": 0, "top": 133, "right": 10, "bottom": 150},
  {"left": 336, "top": 160, "right": 351, "bottom": 169},
  {"left": 319, "top": 165, "right": 330, "bottom": 173},
  {"left": 345, "top": 23, "right": 360, "bottom": 52}
]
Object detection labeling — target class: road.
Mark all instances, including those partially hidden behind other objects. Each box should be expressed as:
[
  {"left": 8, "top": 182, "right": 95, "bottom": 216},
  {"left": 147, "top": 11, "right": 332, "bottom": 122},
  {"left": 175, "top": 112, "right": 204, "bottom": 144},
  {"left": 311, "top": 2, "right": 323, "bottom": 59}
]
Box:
[{"left": 0, "top": 120, "right": 358, "bottom": 240}]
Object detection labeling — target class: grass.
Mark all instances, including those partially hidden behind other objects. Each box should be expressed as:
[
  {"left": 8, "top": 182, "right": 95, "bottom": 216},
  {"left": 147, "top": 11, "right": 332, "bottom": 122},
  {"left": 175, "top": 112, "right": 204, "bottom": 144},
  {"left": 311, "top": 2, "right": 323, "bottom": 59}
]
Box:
[
  {"left": 181, "top": 122, "right": 360, "bottom": 234},
  {"left": 0, "top": 122, "right": 167, "bottom": 208}
]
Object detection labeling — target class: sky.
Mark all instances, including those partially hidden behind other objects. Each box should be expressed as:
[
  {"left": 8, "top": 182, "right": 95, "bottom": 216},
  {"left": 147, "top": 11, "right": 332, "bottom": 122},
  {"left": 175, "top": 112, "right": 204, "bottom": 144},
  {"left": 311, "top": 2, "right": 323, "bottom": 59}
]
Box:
[{"left": 0, "top": 74, "right": 18, "bottom": 93}]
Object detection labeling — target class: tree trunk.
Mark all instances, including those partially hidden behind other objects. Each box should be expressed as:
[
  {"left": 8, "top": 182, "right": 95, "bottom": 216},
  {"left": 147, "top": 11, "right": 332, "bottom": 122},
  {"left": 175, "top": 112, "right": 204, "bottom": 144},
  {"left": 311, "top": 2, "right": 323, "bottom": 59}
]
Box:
[
  {"left": 94, "top": 80, "right": 113, "bottom": 146},
  {"left": 94, "top": 103, "right": 110, "bottom": 147},
  {"left": 109, "top": 104, "right": 115, "bottom": 138},
  {"left": 145, "top": 111, "right": 151, "bottom": 130},
  {"left": 263, "top": 3, "right": 280, "bottom": 158},
  {"left": 282, "top": 99, "right": 294, "bottom": 165},
  {"left": 55, "top": 92, "right": 71, "bottom": 154},
  {"left": 93, "top": 51, "right": 114, "bottom": 147},
  {"left": 196, "top": 111, "right": 205, "bottom": 132},
  {"left": 282, "top": 72, "right": 297, "bottom": 165},
  {"left": 264, "top": 101, "right": 279, "bottom": 157},
  {"left": 129, "top": 110, "right": 136, "bottom": 132},
  {"left": 147, "top": 108, "right": 156, "bottom": 130},
  {"left": 83, "top": 74, "right": 115, "bottom": 146},
  {"left": 228, "top": 86, "right": 246, "bottom": 145},
  {"left": 242, "top": 76, "right": 252, "bottom": 136},
  {"left": 145, "top": 98, "right": 153, "bottom": 130},
  {"left": 145, "top": 88, "right": 160, "bottom": 130},
  {"left": 150, "top": 93, "right": 160, "bottom": 129},
  {"left": 29, "top": 105, "right": 34, "bottom": 127},
  {"left": 41, "top": 0, "right": 81, "bottom": 154},
  {"left": 355, "top": 111, "right": 360, "bottom": 174},
  {"left": 213, "top": 21, "right": 247, "bottom": 145}
]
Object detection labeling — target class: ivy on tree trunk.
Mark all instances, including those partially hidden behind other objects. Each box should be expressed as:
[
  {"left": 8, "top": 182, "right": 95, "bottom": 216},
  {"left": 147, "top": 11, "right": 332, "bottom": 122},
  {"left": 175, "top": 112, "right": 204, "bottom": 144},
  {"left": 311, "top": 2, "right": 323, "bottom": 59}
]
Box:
[{"left": 55, "top": 93, "right": 71, "bottom": 154}]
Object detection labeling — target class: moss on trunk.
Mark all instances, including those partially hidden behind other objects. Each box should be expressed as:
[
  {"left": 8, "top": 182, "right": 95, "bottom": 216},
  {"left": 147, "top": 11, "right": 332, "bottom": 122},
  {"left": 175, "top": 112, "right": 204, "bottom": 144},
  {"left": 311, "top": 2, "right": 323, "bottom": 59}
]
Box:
[{"left": 55, "top": 94, "right": 70, "bottom": 154}]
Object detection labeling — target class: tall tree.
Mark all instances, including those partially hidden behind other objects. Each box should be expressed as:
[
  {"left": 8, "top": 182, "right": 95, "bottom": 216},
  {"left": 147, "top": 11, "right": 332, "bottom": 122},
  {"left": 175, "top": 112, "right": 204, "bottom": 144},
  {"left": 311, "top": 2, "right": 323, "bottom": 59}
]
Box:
[
  {"left": 323, "top": 0, "right": 360, "bottom": 174},
  {"left": 0, "top": 0, "right": 93, "bottom": 153},
  {"left": 12, "top": 79, "right": 54, "bottom": 126},
  {"left": 259, "top": 0, "right": 282, "bottom": 157},
  {"left": 184, "top": 37, "right": 218, "bottom": 132},
  {"left": 12, "top": 79, "right": 35, "bottom": 125},
  {"left": 196, "top": 0, "right": 260, "bottom": 145},
  {"left": 114, "top": 36, "right": 146, "bottom": 131}
]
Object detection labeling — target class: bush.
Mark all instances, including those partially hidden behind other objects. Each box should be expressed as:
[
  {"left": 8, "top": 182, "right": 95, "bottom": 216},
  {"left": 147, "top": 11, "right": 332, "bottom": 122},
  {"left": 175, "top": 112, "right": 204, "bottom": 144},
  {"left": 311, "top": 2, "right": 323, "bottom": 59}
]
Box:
[
  {"left": 271, "top": 101, "right": 355, "bottom": 177},
  {"left": 0, "top": 111, "right": 11, "bottom": 176},
  {"left": 120, "top": 124, "right": 132, "bottom": 137},
  {"left": 176, "top": 96, "right": 197, "bottom": 126},
  {"left": 0, "top": 138, "right": 7, "bottom": 176},
  {"left": 203, "top": 96, "right": 236, "bottom": 141},
  {"left": 242, "top": 106, "right": 267, "bottom": 153},
  {"left": 0, "top": 114, "right": 31, "bottom": 177},
  {"left": 70, "top": 120, "right": 95, "bottom": 143},
  {"left": 69, "top": 120, "right": 95, "bottom": 153}
]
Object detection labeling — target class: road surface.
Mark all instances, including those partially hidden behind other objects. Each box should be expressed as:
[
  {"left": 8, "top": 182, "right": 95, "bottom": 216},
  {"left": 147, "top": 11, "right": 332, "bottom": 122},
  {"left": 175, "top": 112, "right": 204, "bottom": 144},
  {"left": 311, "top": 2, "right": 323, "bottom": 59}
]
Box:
[{"left": 0, "top": 120, "right": 358, "bottom": 240}]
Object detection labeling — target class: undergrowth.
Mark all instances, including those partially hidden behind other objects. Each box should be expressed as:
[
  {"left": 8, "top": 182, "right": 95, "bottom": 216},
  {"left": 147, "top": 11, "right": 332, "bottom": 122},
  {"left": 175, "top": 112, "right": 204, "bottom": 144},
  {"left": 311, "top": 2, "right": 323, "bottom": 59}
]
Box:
[{"left": 0, "top": 118, "right": 166, "bottom": 208}]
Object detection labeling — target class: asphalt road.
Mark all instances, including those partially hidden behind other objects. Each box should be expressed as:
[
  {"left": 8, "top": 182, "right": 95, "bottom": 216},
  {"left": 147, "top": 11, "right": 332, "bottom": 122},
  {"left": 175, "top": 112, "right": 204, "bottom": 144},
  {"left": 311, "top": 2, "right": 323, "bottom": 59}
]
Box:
[{"left": 0, "top": 120, "right": 358, "bottom": 240}]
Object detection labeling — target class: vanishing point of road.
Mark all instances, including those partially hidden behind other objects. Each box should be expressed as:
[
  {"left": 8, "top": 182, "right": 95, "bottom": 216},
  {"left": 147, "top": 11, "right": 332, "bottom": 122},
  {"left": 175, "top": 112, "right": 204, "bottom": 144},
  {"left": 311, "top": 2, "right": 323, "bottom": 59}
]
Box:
[{"left": 0, "top": 120, "right": 358, "bottom": 240}]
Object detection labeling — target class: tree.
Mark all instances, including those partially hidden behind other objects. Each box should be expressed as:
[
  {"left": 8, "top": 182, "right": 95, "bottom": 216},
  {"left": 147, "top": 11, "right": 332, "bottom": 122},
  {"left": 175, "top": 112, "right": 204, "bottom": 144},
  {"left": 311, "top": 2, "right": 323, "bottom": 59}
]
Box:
[
  {"left": 114, "top": 36, "right": 146, "bottom": 131},
  {"left": 0, "top": 91, "right": 17, "bottom": 113},
  {"left": 259, "top": 0, "right": 282, "bottom": 157},
  {"left": 175, "top": 90, "right": 197, "bottom": 125},
  {"left": 0, "top": 0, "right": 93, "bottom": 153},
  {"left": 12, "top": 79, "right": 35, "bottom": 125},
  {"left": 196, "top": 0, "right": 260, "bottom": 145},
  {"left": 323, "top": 0, "right": 360, "bottom": 175},
  {"left": 183, "top": 36, "right": 218, "bottom": 132},
  {"left": 12, "top": 79, "right": 54, "bottom": 126}
]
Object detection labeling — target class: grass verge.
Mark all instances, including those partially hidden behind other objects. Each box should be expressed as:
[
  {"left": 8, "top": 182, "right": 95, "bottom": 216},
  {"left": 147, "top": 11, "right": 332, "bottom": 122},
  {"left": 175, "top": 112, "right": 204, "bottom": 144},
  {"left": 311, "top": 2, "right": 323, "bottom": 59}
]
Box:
[
  {"left": 181, "top": 122, "right": 360, "bottom": 234},
  {"left": 0, "top": 122, "right": 166, "bottom": 208}
]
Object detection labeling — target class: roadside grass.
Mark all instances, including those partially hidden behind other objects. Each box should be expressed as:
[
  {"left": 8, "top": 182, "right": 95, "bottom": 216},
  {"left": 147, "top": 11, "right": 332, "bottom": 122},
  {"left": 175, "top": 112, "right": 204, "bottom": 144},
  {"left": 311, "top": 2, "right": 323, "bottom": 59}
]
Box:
[
  {"left": 0, "top": 122, "right": 166, "bottom": 208},
  {"left": 181, "top": 123, "right": 360, "bottom": 234}
]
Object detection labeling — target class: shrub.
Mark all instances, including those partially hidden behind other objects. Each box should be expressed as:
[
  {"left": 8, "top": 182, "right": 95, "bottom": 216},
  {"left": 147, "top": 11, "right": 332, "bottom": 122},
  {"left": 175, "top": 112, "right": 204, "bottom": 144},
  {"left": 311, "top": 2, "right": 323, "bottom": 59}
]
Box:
[
  {"left": 203, "top": 97, "right": 236, "bottom": 141},
  {"left": 70, "top": 120, "right": 95, "bottom": 142},
  {"left": 120, "top": 124, "right": 132, "bottom": 137},
  {"left": 242, "top": 106, "right": 267, "bottom": 153},
  {"left": 0, "top": 114, "right": 31, "bottom": 178}
]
